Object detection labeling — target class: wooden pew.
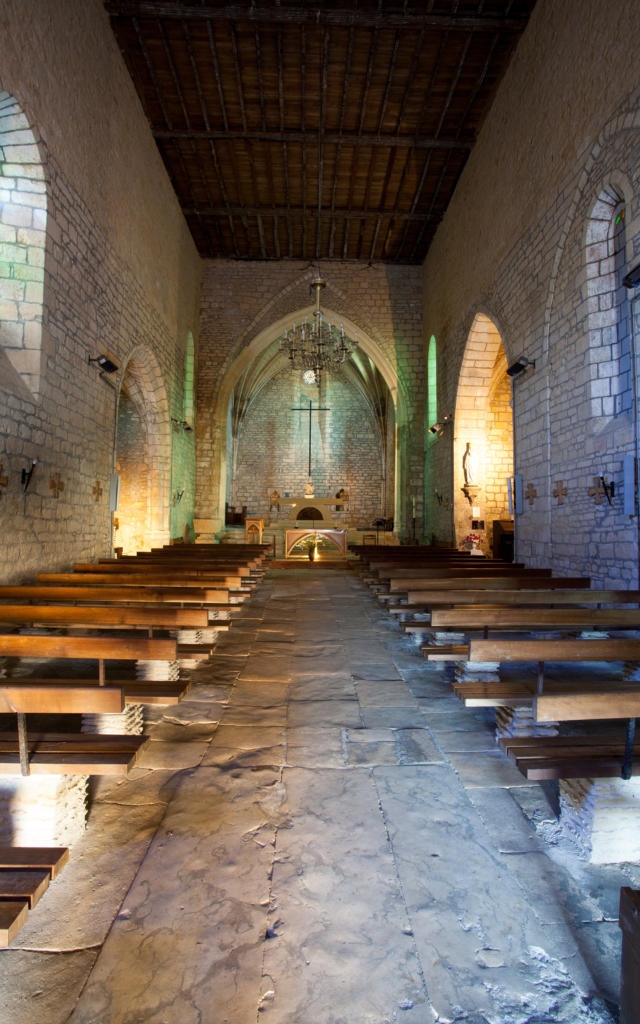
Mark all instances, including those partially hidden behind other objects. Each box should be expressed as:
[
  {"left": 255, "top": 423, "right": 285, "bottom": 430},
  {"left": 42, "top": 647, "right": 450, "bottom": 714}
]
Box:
[
  {"left": 0, "top": 633, "right": 177, "bottom": 775},
  {"left": 393, "top": 587, "right": 640, "bottom": 609},
  {"left": 67, "top": 565, "right": 247, "bottom": 588},
  {"left": 0, "top": 584, "right": 231, "bottom": 606},
  {"left": 390, "top": 576, "right": 590, "bottom": 593},
  {"left": 0, "top": 846, "right": 68, "bottom": 946},
  {"left": 464, "top": 637, "right": 640, "bottom": 780},
  {"left": 35, "top": 574, "right": 243, "bottom": 601},
  {"left": 430, "top": 607, "right": 640, "bottom": 631},
  {"left": 0, "top": 604, "right": 210, "bottom": 631}
]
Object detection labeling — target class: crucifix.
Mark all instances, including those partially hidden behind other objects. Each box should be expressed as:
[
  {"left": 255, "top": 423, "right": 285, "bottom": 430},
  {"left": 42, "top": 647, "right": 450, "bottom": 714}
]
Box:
[{"left": 290, "top": 399, "right": 330, "bottom": 477}]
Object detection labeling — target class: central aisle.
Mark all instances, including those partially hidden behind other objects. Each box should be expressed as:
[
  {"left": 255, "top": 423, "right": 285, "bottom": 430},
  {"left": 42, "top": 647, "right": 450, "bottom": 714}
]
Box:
[{"left": 2, "top": 567, "right": 626, "bottom": 1022}]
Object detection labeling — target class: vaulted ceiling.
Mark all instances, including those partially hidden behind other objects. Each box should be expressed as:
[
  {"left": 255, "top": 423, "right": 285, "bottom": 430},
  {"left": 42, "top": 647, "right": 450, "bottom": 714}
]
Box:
[{"left": 105, "top": 1, "right": 537, "bottom": 264}]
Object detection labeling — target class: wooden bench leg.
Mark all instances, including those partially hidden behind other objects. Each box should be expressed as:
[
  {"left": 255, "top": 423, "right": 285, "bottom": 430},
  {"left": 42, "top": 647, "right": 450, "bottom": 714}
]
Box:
[
  {"left": 622, "top": 718, "right": 637, "bottom": 781},
  {"left": 17, "top": 714, "right": 29, "bottom": 777}
]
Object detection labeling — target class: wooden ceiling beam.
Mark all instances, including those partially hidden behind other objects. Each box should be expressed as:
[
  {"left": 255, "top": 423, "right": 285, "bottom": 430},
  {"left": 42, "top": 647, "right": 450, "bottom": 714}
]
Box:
[
  {"left": 184, "top": 205, "right": 437, "bottom": 222},
  {"left": 106, "top": 4, "right": 529, "bottom": 33},
  {"left": 152, "top": 128, "right": 473, "bottom": 150}
]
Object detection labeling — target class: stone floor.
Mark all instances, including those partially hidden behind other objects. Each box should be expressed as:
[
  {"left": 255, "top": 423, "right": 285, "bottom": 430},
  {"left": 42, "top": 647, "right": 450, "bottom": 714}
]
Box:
[{"left": 0, "top": 566, "right": 637, "bottom": 1023}]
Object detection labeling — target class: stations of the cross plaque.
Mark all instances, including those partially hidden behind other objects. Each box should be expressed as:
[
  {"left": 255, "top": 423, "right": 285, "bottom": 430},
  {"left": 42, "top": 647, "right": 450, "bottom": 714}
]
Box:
[{"left": 290, "top": 399, "right": 330, "bottom": 477}]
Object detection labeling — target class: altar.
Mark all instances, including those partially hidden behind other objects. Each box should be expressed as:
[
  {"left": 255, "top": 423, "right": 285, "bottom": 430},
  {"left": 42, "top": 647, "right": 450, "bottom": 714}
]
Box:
[{"left": 285, "top": 527, "right": 347, "bottom": 558}]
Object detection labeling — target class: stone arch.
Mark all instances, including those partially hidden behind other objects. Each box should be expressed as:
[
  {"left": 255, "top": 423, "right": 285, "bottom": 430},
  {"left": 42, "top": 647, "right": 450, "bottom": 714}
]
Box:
[
  {"left": 453, "top": 313, "right": 513, "bottom": 553},
  {"left": 584, "top": 181, "right": 632, "bottom": 420},
  {"left": 543, "top": 90, "right": 640, "bottom": 362},
  {"left": 114, "top": 347, "right": 171, "bottom": 553},
  {"left": 183, "top": 331, "right": 195, "bottom": 426},
  {"left": 0, "top": 89, "right": 47, "bottom": 397},
  {"left": 297, "top": 506, "right": 324, "bottom": 521},
  {"left": 426, "top": 335, "right": 437, "bottom": 433},
  {"left": 209, "top": 309, "right": 406, "bottom": 535}
]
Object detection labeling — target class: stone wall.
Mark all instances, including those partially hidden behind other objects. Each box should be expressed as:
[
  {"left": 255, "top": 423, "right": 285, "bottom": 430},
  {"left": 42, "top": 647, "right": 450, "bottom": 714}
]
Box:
[
  {"left": 198, "top": 260, "right": 424, "bottom": 538},
  {"left": 421, "top": 0, "right": 640, "bottom": 584},
  {"left": 0, "top": 0, "right": 200, "bottom": 580},
  {"left": 231, "top": 367, "right": 387, "bottom": 528}
]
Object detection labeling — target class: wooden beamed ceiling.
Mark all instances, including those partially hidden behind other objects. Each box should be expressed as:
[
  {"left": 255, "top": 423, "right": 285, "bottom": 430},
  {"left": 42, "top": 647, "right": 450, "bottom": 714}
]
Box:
[{"left": 105, "top": 1, "right": 537, "bottom": 264}]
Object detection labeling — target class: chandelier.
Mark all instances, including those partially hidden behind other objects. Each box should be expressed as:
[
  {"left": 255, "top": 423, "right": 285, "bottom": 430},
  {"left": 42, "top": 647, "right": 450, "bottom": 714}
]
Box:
[{"left": 280, "top": 271, "right": 358, "bottom": 373}]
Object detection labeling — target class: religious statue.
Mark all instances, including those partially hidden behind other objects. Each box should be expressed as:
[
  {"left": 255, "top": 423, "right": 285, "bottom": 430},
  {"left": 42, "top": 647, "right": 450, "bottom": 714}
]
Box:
[
  {"left": 304, "top": 478, "right": 315, "bottom": 497},
  {"left": 462, "top": 442, "right": 476, "bottom": 486},
  {"left": 269, "top": 489, "right": 280, "bottom": 511},
  {"left": 335, "top": 487, "right": 349, "bottom": 510}
]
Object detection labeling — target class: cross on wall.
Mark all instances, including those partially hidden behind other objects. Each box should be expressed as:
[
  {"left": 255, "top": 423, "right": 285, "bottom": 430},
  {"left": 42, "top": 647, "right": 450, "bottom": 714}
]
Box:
[
  {"left": 49, "top": 473, "right": 64, "bottom": 499},
  {"left": 0, "top": 465, "right": 7, "bottom": 498},
  {"left": 92, "top": 479, "right": 103, "bottom": 502},
  {"left": 588, "top": 476, "right": 606, "bottom": 506},
  {"left": 525, "top": 482, "right": 537, "bottom": 506},
  {"left": 553, "top": 480, "right": 568, "bottom": 504}
]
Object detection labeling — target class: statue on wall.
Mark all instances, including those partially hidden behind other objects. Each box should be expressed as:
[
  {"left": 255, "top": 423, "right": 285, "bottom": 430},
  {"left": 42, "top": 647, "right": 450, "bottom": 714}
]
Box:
[
  {"left": 335, "top": 487, "right": 349, "bottom": 510},
  {"left": 304, "top": 478, "right": 315, "bottom": 497},
  {"left": 269, "top": 489, "right": 280, "bottom": 511},
  {"left": 462, "top": 442, "right": 476, "bottom": 485}
]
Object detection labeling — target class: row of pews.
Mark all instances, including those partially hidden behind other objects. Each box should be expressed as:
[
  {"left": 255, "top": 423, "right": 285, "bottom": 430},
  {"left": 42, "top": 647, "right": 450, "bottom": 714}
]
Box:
[
  {"left": 354, "top": 543, "right": 640, "bottom": 1012},
  {"left": 352, "top": 543, "right": 640, "bottom": 782},
  {"left": 0, "top": 541, "right": 270, "bottom": 944}
]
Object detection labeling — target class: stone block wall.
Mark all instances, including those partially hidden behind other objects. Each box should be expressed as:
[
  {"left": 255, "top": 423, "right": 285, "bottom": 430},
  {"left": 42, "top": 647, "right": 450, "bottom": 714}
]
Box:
[
  {"left": 198, "top": 260, "right": 424, "bottom": 538},
  {"left": 0, "top": 0, "right": 200, "bottom": 581},
  {"left": 421, "top": 0, "right": 640, "bottom": 584}
]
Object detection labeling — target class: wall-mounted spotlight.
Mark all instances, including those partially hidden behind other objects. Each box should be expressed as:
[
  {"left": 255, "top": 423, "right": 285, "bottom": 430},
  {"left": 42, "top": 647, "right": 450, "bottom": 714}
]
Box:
[
  {"left": 428, "top": 413, "right": 452, "bottom": 437},
  {"left": 88, "top": 354, "right": 118, "bottom": 374},
  {"left": 171, "top": 418, "right": 193, "bottom": 433},
  {"left": 506, "top": 357, "right": 535, "bottom": 378},
  {"left": 622, "top": 263, "right": 640, "bottom": 289}
]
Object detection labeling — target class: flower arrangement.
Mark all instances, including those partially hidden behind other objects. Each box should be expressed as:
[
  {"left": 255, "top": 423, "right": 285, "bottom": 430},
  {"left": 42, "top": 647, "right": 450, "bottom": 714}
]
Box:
[{"left": 466, "top": 533, "right": 480, "bottom": 545}]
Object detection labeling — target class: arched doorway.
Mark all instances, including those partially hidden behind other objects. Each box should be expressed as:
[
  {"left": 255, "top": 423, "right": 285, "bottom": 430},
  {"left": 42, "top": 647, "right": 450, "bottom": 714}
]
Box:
[
  {"left": 454, "top": 314, "right": 514, "bottom": 556},
  {"left": 114, "top": 349, "right": 171, "bottom": 553}
]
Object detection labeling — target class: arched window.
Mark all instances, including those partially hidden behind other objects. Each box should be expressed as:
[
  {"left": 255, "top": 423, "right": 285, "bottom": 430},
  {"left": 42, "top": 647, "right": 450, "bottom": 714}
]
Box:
[
  {"left": 0, "top": 90, "right": 47, "bottom": 396},
  {"left": 585, "top": 186, "right": 631, "bottom": 419},
  {"left": 427, "top": 335, "right": 437, "bottom": 435},
  {"left": 183, "top": 331, "right": 195, "bottom": 427}
]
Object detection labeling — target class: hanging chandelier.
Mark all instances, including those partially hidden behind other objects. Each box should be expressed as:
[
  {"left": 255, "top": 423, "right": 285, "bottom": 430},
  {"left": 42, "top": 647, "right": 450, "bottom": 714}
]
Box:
[{"left": 279, "top": 271, "right": 358, "bottom": 373}]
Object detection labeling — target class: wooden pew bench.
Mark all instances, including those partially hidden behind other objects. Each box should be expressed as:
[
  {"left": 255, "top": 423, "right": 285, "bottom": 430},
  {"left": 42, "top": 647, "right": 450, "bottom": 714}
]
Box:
[
  {"left": 36, "top": 572, "right": 249, "bottom": 602},
  {"left": 0, "top": 633, "right": 179, "bottom": 776},
  {"left": 0, "top": 584, "right": 234, "bottom": 621},
  {"left": 0, "top": 846, "right": 68, "bottom": 946},
  {"left": 464, "top": 637, "right": 640, "bottom": 781},
  {"left": 410, "top": 589, "right": 628, "bottom": 646}
]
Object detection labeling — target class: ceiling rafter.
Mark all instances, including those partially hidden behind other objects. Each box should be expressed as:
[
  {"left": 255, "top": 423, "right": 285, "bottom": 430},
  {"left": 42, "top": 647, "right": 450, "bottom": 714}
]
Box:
[
  {"left": 152, "top": 128, "right": 473, "bottom": 150},
  {"left": 157, "top": 17, "right": 220, "bottom": 253},
  {"left": 182, "top": 205, "right": 439, "bottom": 222},
  {"left": 106, "top": 0, "right": 537, "bottom": 263},
  {"left": 106, "top": 3, "right": 530, "bottom": 33}
]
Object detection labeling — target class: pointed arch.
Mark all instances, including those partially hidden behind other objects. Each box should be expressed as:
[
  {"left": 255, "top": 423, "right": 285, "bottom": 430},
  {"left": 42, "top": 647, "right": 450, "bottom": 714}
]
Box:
[
  {"left": 454, "top": 313, "right": 513, "bottom": 553},
  {"left": 0, "top": 89, "right": 47, "bottom": 397},
  {"left": 183, "top": 331, "right": 195, "bottom": 427},
  {"left": 585, "top": 182, "right": 632, "bottom": 420},
  {"left": 114, "top": 346, "right": 171, "bottom": 553},
  {"left": 208, "top": 309, "right": 406, "bottom": 535},
  {"left": 427, "top": 335, "right": 437, "bottom": 434}
]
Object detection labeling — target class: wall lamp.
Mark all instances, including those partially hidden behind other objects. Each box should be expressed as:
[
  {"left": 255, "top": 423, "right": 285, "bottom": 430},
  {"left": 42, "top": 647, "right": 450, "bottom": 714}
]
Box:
[
  {"left": 622, "top": 263, "right": 640, "bottom": 289},
  {"left": 429, "top": 413, "right": 452, "bottom": 437},
  {"left": 88, "top": 354, "right": 118, "bottom": 374},
  {"left": 171, "top": 418, "right": 193, "bottom": 433},
  {"left": 506, "top": 357, "right": 535, "bottom": 378}
]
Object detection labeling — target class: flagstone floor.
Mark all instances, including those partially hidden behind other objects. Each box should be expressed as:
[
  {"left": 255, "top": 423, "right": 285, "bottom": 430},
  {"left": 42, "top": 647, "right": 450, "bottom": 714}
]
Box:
[{"left": 0, "top": 566, "right": 637, "bottom": 1023}]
